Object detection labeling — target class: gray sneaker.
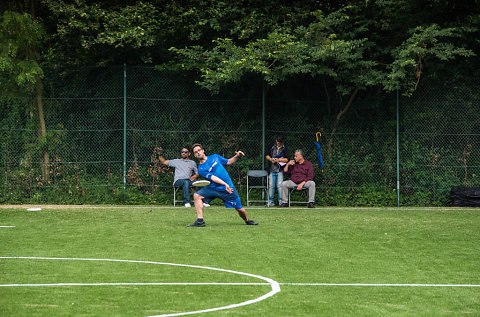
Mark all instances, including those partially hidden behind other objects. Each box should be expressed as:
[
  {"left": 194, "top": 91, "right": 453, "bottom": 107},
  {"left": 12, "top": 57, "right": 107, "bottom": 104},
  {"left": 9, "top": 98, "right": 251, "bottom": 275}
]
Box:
[
  {"left": 266, "top": 201, "right": 275, "bottom": 207},
  {"left": 187, "top": 220, "right": 206, "bottom": 227},
  {"left": 245, "top": 220, "right": 258, "bottom": 225}
]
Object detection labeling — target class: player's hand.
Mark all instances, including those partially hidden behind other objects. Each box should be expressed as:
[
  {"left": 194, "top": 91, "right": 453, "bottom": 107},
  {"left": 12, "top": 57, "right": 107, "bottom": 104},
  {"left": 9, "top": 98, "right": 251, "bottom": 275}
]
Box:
[
  {"left": 225, "top": 184, "right": 233, "bottom": 194},
  {"left": 297, "top": 184, "right": 303, "bottom": 191},
  {"left": 235, "top": 151, "right": 245, "bottom": 157}
]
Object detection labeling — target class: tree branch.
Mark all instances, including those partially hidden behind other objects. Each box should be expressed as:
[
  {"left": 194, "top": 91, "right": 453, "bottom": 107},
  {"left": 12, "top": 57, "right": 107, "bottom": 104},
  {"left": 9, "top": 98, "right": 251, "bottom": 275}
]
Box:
[{"left": 327, "top": 87, "right": 359, "bottom": 157}]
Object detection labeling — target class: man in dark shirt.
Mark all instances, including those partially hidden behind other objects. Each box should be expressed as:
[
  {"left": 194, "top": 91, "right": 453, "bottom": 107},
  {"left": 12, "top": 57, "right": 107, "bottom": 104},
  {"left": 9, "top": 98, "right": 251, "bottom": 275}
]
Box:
[
  {"left": 280, "top": 149, "right": 316, "bottom": 208},
  {"left": 265, "top": 134, "right": 290, "bottom": 207}
]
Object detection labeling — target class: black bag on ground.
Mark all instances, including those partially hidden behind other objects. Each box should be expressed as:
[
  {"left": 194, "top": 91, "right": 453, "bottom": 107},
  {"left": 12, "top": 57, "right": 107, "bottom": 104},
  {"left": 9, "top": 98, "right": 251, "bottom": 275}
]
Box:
[{"left": 450, "top": 186, "right": 480, "bottom": 207}]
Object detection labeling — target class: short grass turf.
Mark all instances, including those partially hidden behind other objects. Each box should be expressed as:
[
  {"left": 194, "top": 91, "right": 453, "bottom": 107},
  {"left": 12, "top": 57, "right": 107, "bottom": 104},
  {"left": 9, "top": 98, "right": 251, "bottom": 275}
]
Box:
[{"left": 0, "top": 205, "right": 479, "bottom": 316}]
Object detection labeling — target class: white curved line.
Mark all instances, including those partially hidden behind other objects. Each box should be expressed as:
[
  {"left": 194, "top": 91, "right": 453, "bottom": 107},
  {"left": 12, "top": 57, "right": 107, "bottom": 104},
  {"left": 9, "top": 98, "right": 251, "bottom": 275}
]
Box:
[{"left": 0, "top": 257, "right": 280, "bottom": 317}]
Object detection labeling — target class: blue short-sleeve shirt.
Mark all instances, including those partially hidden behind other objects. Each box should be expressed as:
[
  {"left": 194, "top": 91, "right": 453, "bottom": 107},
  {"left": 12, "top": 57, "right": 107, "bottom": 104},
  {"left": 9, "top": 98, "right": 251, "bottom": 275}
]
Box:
[{"left": 198, "top": 154, "right": 235, "bottom": 191}]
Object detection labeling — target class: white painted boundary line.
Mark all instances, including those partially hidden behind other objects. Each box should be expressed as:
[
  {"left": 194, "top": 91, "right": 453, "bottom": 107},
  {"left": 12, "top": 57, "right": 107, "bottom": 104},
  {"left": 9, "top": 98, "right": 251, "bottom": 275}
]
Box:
[
  {"left": 281, "top": 283, "right": 480, "bottom": 287},
  {"left": 2, "top": 257, "right": 478, "bottom": 317},
  {"left": 1, "top": 205, "right": 470, "bottom": 211},
  {"left": 3, "top": 282, "right": 479, "bottom": 288},
  {"left": 0, "top": 256, "right": 280, "bottom": 317},
  {"left": 0, "top": 226, "right": 15, "bottom": 228},
  {"left": 0, "top": 282, "right": 271, "bottom": 287}
]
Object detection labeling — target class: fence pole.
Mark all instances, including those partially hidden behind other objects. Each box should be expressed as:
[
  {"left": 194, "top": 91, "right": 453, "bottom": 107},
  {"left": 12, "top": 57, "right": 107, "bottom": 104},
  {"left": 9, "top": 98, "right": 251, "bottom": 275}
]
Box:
[
  {"left": 262, "top": 82, "right": 266, "bottom": 170},
  {"left": 261, "top": 83, "right": 266, "bottom": 201},
  {"left": 396, "top": 89, "right": 400, "bottom": 207},
  {"left": 123, "top": 64, "right": 127, "bottom": 201}
]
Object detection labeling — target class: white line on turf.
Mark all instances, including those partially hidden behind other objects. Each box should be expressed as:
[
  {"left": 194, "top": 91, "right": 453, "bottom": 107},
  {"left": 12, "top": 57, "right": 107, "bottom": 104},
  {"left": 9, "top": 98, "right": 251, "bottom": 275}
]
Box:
[
  {"left": 280, "top": 283, "right": 480, "bottom": 287},
  {"left": 0, "top": 282, "right": 271, "bottom": 287},
  {"left": 0, "top": 205, "right": 465, "bottom": 211},
  {"left": 0, "top": 256, "right": 280, "bottom": 317},
  {"left": 2, "top": 256, "right": 478, "bottom": 317},
  {"left": 2, "top": 282, "right": 479, "bottom": 288},
  {"left": 0, "top": 226, "right": 15, "bottom": 228}
]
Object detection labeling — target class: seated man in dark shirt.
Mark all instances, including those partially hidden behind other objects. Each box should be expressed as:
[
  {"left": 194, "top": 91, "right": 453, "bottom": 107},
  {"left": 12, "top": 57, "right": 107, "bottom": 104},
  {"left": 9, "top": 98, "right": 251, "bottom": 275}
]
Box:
[{"left": 279, "top": 149, "right": 315, "bottom": 208}]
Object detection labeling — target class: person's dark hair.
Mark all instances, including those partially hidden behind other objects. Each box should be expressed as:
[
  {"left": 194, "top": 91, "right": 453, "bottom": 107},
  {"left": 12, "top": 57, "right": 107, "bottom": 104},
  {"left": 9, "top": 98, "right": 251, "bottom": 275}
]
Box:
[{"left": 276, "top": 134, "right": 285, "bottom": 144}]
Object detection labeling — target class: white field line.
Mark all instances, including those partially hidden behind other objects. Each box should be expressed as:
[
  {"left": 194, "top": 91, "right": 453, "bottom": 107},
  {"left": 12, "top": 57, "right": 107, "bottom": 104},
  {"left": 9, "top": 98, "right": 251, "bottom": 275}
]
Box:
[
  {"left": 2, "top": 256, "right": 479, "bottom": 317},
  {"left": 0, "top": 256, "right": 280, "bottom": 317},
  {"left": 0, "top": 226, "right": 15, "bottom": 228},
  {"left": 0, "top": 282, "right": 271, "bottom": 287},
  {"left": 0, "top": 204, "right": 469, "bottom": 211},
  {"left": 280, "top": 283, "right": 480, "bottom": 287},
  {"left": 2, "top": 282, "right": 479, "bottom": 288}
]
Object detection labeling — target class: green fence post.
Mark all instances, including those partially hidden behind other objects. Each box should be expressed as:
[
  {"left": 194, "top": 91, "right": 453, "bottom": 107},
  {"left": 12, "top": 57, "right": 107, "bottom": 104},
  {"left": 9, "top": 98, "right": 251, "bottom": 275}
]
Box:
[
  {"left": 123, "top": 64, "right": 127, "bottom": 201},
  {"left": 261, "top": 83, "right": 266, "bottom": 201},
  {"left": 262, "top": 82, "right": 266, "bottom": 171},
  {"left": 396, "top": 89, "right": 400, "bottom": 207}
]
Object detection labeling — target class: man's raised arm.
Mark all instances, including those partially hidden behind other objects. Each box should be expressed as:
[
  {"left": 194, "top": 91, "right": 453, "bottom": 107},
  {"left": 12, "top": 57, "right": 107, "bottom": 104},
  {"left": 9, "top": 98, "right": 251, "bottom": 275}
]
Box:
[{"left": 227, "top": 151, "right": 245, "bottom": 165}]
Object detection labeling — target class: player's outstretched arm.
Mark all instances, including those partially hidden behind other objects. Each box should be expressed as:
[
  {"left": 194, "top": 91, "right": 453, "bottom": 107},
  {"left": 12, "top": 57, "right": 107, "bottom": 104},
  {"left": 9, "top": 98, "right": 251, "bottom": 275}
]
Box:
[
  {"left": 227, "top": 151, "right": 245, "bottom": 165},
  {"left": 210, "top": 175, "right": 233, "bottom": 193}
]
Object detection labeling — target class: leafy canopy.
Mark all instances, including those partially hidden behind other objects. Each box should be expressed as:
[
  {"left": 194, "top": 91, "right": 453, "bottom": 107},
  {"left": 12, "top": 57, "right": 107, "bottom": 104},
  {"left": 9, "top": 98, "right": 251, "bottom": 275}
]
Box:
[
  {"left": 171, "top": 1, "right": 477, "bottom": 95},
  {"left": 0, "top": 11, "right": 45, "bottom": 93}
]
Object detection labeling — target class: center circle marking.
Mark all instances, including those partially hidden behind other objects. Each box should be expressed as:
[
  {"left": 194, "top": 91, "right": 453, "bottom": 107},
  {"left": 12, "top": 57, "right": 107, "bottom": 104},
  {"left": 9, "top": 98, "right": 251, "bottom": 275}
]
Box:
[{"left": 0, "top": 256, "right": 281, "bottom": 316}]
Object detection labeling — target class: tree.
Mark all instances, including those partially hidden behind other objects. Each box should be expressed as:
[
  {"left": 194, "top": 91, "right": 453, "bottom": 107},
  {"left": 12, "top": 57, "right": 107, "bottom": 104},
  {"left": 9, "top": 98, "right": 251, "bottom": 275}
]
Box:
[
  {"left": 42, "top": 0, "right": 162, "bottom": 66},
  {"left": 0, "top": 10, "right": 50, "bottom": 181},
  {"left": 170, "top": 0, "right": 477, "bottom": 153}
]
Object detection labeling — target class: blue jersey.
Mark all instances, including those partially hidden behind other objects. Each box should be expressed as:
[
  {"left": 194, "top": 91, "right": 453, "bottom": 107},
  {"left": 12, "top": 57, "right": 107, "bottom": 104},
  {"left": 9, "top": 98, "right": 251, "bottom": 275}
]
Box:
[{"left": 198, "top": 154, "right": 235, "bottom": 191}]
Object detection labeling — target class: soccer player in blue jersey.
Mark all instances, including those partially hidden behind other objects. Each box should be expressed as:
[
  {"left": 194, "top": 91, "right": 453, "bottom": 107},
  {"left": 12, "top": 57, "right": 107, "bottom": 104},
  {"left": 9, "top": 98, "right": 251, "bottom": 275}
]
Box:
[{"left": 188, "top": 143, "right": 258, "bottom": 227}]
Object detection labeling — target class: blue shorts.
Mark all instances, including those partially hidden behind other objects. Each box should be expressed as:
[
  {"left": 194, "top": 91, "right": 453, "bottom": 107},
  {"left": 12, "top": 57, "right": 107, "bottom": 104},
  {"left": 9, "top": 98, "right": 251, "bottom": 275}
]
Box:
[{"left": 196, "top": 187, "right": 243, "bottom": 209}]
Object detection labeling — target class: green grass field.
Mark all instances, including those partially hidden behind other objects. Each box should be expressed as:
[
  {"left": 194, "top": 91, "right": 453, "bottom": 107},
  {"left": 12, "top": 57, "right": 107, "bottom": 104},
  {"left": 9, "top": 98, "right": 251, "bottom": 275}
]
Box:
[{"left": 1, "top": 205, "right": 479, "bottom": 316}]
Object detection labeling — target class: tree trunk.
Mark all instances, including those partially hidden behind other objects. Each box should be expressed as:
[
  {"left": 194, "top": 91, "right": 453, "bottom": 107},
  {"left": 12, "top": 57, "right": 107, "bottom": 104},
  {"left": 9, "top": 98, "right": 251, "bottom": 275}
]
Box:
[
  {"left": 327, "top": 88, "right": 359, "bottom": 159},
  {"left": 322, "top": 77, "right": 331, "bottom": 116},
  {"left": 35, "top": 77, "right": 49, "bottom": 182}
]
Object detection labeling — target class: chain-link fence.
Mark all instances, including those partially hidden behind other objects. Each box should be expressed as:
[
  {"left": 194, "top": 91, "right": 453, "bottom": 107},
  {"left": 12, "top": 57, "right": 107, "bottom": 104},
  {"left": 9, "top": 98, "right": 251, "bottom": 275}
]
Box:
[
  {"left": 400, "top": 81, "right": 480, "bottom": 205},
  {"left": 1, "top": 66, "right": 479, "bottom": 206}
]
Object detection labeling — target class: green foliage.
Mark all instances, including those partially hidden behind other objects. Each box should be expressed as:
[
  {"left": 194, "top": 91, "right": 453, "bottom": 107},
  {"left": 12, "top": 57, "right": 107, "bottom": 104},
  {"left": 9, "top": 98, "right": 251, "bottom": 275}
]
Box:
[
  {"left": 387, "top": 24, "right": 475, "bottom": 94},
  {"left": 171, "top": 1, "right": 477, "bottom": 96},
  {"left": 45, "top": 0, "right": 159, "bottom": 48},
  {"left": 0, "top": 11, "right": 45, "bottom": 92},
  {"left": 43, "top": 0, "right": 161, "bottom": 65},
  {"left": 171, "top": 16, "right": 380, "bottom": 94}
]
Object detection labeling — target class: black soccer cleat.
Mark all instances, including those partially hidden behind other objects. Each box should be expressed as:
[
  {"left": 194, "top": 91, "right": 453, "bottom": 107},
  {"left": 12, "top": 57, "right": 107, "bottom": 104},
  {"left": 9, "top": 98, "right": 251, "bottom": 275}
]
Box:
[
  {"left": 187, "top": 220, "right": 206, "bottom": 227},
  {"left": 245, "top": 220, "right": 258, "bottom": 225}
]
